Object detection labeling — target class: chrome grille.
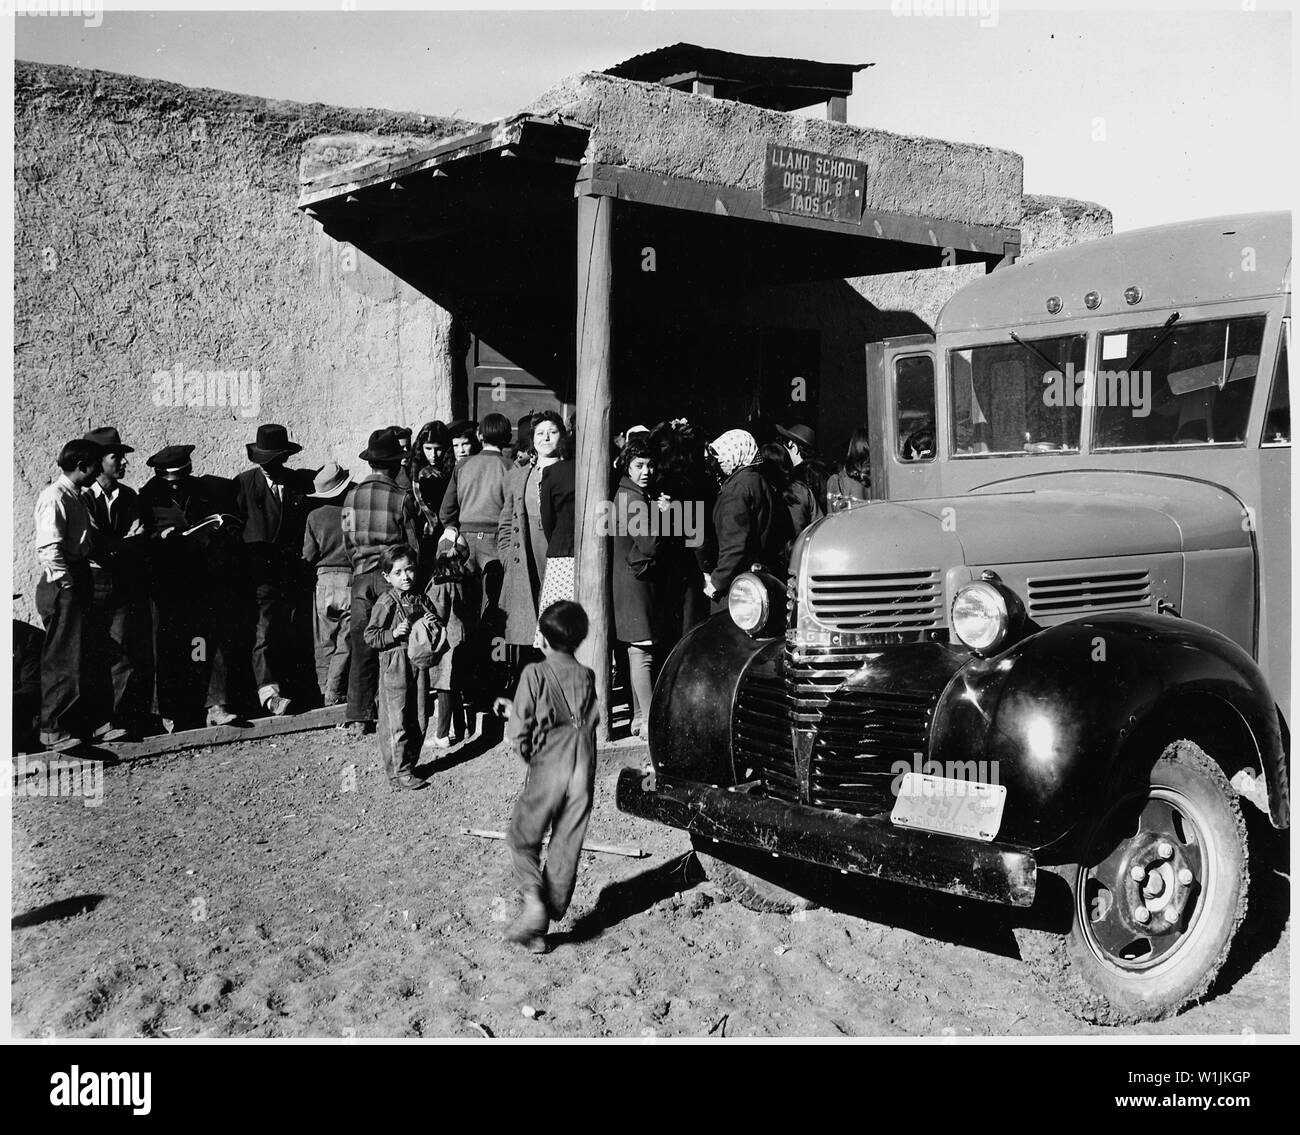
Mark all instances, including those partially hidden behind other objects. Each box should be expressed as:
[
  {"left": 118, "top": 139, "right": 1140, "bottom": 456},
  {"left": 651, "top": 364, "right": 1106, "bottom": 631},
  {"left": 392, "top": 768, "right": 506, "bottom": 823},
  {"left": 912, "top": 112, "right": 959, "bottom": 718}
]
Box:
[
  {"left": 733, "top": 668, "right": 798, "bottom": 803},
  {"left": 807, "top": 569, "right": 943, "bottom": 632},
  {"left": 787, "top": 649, "right": 936, "bottom": 815},
  {"left": 1026, "top": 568, "right": 1152, "bottom": 617},
  {"left": 809, "top": 687, "right": 935, "bottom": 814}
]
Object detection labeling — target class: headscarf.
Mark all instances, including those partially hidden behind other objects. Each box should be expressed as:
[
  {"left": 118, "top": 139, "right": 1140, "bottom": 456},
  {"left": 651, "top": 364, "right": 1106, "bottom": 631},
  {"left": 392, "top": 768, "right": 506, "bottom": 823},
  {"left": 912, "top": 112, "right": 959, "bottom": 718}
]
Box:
[{"left": 709, "top": 429, "right": 759, "bottom": 477}]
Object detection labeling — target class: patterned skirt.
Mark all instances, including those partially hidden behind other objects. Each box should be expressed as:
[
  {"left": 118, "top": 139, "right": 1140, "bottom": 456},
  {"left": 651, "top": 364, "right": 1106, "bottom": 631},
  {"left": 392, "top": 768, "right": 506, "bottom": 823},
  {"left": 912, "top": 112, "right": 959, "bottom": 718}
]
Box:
[{"left": 533, "top": 555, "right": 575, "bottom": 648}]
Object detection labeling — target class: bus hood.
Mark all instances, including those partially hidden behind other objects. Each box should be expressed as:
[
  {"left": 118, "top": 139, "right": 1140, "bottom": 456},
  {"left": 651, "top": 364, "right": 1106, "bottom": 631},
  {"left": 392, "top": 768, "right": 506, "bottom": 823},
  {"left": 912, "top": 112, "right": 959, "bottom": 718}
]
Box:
[{"left": 798, "top": 473, "right": 1249, "bottom": 576}]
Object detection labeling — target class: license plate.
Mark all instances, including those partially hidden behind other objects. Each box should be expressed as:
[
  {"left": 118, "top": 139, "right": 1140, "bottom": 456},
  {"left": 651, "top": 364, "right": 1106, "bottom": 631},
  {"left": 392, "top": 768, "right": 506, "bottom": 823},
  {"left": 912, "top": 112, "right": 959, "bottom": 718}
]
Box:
[{"left": 889, "top": 772, "right": 1007, "bottom": 842}]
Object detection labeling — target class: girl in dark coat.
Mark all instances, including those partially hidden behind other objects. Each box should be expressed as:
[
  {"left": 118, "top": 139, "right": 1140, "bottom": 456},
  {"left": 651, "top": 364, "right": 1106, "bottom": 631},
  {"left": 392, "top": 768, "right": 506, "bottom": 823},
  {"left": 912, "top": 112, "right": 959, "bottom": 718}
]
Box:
[
  {"left": 611, "top": 435, "right": 661, "bottom": 735},
  {"left": 648, "top": 419, "right": 712, "bottom": 643},
  {"left": 409, "top": 420, "right": 454, "bottom": 560}
]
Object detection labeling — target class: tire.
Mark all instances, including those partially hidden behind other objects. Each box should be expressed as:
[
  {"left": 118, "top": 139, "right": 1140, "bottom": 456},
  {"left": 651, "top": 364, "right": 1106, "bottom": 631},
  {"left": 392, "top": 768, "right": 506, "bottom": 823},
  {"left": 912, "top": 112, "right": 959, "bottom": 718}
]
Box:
[
  {"left": 690, "top": 837, "right": 823, "bottom": 915},
  {"left": 1015, "top": 740, "right": 1250, "bottom": 1025}
]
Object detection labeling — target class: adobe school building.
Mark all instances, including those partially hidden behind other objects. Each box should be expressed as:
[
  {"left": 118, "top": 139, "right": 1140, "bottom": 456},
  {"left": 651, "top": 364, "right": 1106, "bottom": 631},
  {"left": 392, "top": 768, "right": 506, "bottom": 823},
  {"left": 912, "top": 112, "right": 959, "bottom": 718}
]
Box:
[{"left": 14, "top": 46, "right": 1111, "bottom": 729}]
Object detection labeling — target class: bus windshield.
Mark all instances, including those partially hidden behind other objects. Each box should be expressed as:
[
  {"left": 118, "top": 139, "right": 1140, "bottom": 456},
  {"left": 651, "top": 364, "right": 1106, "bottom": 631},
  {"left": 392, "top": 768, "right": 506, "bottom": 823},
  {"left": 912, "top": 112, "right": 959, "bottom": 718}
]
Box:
[
  {"left": 949, "top": 334, "right": 1087, "bottom": 455},
  {"left": 1093, "top": 314, "right": 1266, "bottom": 448}
]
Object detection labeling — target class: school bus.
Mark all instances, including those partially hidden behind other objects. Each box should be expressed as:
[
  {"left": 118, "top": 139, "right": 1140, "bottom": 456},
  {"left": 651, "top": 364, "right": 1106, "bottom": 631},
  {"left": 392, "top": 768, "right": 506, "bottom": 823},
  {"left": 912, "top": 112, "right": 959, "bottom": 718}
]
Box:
[{"left": 618, "top": 212, "right": 1291, "bottom": 1023}]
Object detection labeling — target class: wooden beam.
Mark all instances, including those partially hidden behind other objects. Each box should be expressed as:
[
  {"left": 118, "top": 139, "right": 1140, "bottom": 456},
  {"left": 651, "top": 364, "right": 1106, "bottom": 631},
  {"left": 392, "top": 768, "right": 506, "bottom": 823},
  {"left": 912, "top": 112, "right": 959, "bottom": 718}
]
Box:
[
  {"left": 574, "top": 193, "right": 614, "bottom": 741},
  {"left": 827, "top": 95, "right": 848, "bottom": 123},
  {"left": 692, "top": 80, "right": 715, "bottom": 97},
  {"left": 14, "top": 705, "right": 349, "bottom": 767},
  {"left": 575, "top": 162, "right": 1019, "bottom": 260}
]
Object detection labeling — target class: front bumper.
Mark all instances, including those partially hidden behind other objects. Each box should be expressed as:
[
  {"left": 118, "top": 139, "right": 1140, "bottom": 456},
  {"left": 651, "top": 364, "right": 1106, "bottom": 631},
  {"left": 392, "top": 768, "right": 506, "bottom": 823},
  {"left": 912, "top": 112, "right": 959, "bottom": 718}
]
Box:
[{"left": 617, "top": 767, "right": 1038, "bottom": 907}]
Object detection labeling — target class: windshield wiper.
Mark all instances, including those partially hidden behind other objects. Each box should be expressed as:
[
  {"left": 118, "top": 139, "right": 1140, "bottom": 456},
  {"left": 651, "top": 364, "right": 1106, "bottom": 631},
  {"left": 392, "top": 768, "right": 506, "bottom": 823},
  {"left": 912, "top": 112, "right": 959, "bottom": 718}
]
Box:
[
  {"left": 1008, "top": 331, "right": 1063, "bottom": 374},
  {"left": 1121, "top": 311, "right": 1180, "bottom": 374}
]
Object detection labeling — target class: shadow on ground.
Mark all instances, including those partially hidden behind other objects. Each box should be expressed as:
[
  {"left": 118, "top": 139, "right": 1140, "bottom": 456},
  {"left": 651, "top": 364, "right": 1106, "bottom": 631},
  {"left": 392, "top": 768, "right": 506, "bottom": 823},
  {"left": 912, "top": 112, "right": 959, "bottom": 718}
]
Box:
[{"left": 13, "top": 894, "right": 107, "bottom": 929}]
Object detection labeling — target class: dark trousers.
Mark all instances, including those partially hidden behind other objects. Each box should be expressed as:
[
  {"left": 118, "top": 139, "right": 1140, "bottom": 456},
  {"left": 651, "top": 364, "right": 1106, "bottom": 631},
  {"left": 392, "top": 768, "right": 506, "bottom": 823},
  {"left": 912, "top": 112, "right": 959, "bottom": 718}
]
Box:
[
  {"left": 88, "top": 566, "right": 151, "bottom": 729},
  {"left": 346, "top": 569, "right": 390, "bottom": 723},
  {"left": 152, "top": 590, "right": 232, "bottom": 722},
  {"left": 35, "top": 565, "right": 92, "bottom": 739},
  {"left": 250, "top": 576, "right": 292, "bottom": 705},
  {"left": 507, "top": 740, "right": 596, "bottom": 920}
]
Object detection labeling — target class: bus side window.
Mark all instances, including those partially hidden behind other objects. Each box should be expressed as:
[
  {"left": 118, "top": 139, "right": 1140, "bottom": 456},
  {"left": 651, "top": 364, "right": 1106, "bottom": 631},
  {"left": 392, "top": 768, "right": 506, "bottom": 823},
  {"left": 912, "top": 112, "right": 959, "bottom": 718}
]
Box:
[
  {"left": 1263, "top": 321, "right": 1289, "bottom": 446},
  {"left": 896, "top": 355, "right": 936, "bottom": 462}
]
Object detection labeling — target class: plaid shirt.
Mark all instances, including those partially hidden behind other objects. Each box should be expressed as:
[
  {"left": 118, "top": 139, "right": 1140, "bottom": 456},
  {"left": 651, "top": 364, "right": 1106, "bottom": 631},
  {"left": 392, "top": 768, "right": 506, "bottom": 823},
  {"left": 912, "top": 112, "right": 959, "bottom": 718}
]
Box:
[{"left": 341, "top": 471, "right": 420, "bottom": 575}]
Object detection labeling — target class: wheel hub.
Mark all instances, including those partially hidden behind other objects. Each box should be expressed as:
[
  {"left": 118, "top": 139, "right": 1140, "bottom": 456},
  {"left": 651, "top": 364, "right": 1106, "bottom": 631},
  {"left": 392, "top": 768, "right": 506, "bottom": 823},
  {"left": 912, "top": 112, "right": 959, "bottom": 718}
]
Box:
[{"left": 1079, "top": 789, "right": 1209, "bottom": 971}]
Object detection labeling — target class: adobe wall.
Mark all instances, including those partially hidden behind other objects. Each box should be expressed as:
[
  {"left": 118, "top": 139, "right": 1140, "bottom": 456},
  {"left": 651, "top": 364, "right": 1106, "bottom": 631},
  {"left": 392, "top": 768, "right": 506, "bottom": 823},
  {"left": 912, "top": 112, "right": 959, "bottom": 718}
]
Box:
[
  {"left": 12, "top": 61, "right": 474, "bottom": 615},
  {"left": 524, "top": 71, "right": 1024, "bottom": 232}
]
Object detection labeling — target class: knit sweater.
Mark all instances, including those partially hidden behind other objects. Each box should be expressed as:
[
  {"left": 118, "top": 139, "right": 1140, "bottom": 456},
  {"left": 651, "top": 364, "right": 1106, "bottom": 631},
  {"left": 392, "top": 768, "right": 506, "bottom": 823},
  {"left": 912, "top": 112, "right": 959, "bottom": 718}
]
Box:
[{"left": 439, "top": 450, "right": 513, "bottom": 533}]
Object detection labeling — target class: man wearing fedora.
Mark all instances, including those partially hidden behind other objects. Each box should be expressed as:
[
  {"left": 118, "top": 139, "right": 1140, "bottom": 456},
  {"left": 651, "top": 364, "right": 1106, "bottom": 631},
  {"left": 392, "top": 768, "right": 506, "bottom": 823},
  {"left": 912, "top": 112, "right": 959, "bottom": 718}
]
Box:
[
  {"left": 303, "top": 460, "right": 355, "bottom": 707},
  {"left": 138, "top": 444, "right": 243, "bottom": 729},
  {"left": 82, "top": 426, "right": 150, "bottom": 740},
  {"left": 234, "top": 424, "right": 316, "bottom": 717},
  {"left": 775, "top": 422, "right": 829, "bottom": 515},
  {"left": 341, "top": 428, "right": 421, "bottom": 733}
]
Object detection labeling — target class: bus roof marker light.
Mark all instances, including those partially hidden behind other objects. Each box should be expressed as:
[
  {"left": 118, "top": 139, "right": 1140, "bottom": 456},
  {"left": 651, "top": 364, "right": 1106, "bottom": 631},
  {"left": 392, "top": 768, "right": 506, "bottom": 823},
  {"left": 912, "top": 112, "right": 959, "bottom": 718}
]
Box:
[
  {"left": 1046, "top": 296, "right": 1062, "bottom": 314},
  {"left": 1124, "top": 285, "right": 1143, "bottom": 305},
  {"left": 1084, "top": 291, "right": 1102, "bottom": 310}
]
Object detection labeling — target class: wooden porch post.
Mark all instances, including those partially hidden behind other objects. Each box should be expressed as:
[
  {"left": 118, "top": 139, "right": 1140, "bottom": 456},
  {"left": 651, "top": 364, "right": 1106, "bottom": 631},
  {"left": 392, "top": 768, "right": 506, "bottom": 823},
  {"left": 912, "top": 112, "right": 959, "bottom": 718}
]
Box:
[{"left": 574, "top": 192, "right": 614, "bottom": 739}]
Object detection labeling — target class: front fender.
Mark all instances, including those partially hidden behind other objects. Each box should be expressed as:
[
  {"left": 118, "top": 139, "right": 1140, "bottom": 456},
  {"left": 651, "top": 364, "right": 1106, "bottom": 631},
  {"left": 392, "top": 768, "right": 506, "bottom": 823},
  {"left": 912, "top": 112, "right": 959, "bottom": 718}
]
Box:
[
  {"left": 930, "top": 612, "right": 1288, "bottom": 850},
  {"left": 647, "top": 613, "right": 770, "bottom": 784}
]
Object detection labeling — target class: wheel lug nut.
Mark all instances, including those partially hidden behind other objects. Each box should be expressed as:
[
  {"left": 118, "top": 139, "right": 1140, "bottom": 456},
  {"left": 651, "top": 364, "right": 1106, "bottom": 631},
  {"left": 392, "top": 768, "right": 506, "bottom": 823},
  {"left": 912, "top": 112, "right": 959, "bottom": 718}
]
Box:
[
  {"left": 1157, "top": 841, "right": 1173, "bottom": 858},
  {"left": 1178, "top": 868, "right": 1193, "bottom": 886},
  {"left": 1134, "top": 906, "right": 1150, "bottom": 924},
  {"left": 1130, "top": 865, "right": 1146, "bottom": 882},
  {"left": 1165, "top": 907, "right": 1180, "bottom": 924}
]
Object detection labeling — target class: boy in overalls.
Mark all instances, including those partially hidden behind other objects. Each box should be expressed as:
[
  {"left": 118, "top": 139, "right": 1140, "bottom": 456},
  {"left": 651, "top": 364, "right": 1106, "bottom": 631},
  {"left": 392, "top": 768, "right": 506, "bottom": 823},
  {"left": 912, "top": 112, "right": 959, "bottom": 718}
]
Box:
[
  {"left": 363, "top": 544, "right": 439, "bottom": 791},
  {"left": 498, "top": 600, "right": 600, "bottom": 952}
]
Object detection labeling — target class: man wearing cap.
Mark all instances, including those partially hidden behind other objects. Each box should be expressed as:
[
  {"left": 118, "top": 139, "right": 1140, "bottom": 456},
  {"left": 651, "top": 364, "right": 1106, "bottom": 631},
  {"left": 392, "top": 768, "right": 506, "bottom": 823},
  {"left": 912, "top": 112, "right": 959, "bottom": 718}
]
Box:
[
  {"left": 138, "top": 444, "right": 242, "bottom": 729},
  {"left": 233, "top": 424, "right": 316, "bottom": 717},
  {"left": 33, "top": 438, "right": 103, "bottom": 749},
  {"left": 341, "top": 428, "right": 421, "bottom": 733},
  {"left": 303, "top": 461, "right": 355, "bottom": 707},
  {"left": 82, "top": 426, "right": 150, "bottom": 740}
]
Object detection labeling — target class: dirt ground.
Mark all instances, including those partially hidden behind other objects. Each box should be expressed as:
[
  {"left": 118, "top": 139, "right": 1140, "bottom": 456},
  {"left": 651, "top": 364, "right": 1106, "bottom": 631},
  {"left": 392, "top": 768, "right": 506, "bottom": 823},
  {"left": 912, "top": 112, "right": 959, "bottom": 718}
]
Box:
[{"left": 10, "top": 724, "right": 1290, "bottom": 1039}]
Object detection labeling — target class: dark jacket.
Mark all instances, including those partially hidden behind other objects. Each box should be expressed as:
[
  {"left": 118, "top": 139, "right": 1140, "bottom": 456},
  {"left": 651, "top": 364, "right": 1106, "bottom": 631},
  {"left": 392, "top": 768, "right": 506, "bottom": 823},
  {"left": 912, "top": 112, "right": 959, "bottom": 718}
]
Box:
[
  {"left": 611, "top": 477, "right": 659, "bottom": 643},
  {"left": 83, "top": 480, "right": 147, "bottom": 584},
  {"left": 233, "top": 466, "right": 314, "bottom": 579},
  {"left": 138, "top": 473, "right": 242, "bottom": 595},
  {"left": 709, "top": 463, "right": 791, "bottom": 603},
  {"left": 540, "top": 459, "right": 576, "bottom": 558}
]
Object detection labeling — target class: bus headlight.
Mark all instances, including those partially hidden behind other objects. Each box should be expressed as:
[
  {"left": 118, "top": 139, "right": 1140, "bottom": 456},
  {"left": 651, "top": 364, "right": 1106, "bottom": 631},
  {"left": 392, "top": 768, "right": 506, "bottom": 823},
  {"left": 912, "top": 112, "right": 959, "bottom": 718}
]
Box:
[
  {"left": 951, "top": 582, "right": 1010, "bottom": 654},
  {"left": 729, "top": 573, "right": 770, "bottom": 635}
]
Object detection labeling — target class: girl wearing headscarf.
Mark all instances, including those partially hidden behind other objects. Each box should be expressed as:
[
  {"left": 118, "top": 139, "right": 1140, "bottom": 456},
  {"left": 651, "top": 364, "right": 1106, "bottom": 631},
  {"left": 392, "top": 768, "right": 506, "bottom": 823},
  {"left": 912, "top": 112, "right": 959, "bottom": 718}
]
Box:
[{"left": 704, "top": 429, "right": 792, "bottom": 611}]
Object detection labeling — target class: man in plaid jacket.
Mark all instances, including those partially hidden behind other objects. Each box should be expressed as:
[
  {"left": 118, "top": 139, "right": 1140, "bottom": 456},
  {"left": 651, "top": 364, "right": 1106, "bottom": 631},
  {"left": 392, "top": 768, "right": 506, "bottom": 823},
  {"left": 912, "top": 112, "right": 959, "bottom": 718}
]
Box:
[{"left": 341, "top": 428, "right": 421, "bottom": 733}]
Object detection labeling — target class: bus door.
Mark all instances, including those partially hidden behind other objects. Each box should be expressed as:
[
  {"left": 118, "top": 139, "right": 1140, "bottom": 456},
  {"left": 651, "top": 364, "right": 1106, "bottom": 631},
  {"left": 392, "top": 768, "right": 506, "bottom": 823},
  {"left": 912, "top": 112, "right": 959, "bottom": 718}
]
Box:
[{"left": 866, "top": 336, "right": 940, "bottom": 501}]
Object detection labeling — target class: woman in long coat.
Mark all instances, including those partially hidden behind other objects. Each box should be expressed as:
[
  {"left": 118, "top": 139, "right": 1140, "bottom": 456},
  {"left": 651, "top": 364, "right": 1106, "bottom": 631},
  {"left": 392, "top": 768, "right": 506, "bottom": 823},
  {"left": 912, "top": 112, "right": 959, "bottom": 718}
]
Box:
[{"left": 498, "top": 411, "right": 568, "bottom": 648}]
